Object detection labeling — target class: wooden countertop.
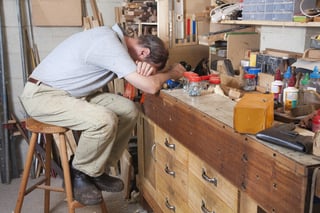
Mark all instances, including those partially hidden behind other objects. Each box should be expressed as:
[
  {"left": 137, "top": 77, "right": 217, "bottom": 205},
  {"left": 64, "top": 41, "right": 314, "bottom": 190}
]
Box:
[{"left": 161, "top": 89, "right": 320, "bottom": 167}]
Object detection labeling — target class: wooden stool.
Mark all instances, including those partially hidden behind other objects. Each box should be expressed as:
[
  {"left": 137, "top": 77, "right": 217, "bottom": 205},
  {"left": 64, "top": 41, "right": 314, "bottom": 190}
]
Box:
[{"left": 14, "top": 118, "right": 108, "bottom": 213}]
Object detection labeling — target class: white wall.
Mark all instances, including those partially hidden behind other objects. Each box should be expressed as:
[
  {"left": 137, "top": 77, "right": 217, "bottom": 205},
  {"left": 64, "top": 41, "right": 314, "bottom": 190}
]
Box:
[
  {"left": 259, "top": 26, "right": 320, "bottom": 53},
  {"left": 1, "top": 0, "right": 122, "bottom": 173}
]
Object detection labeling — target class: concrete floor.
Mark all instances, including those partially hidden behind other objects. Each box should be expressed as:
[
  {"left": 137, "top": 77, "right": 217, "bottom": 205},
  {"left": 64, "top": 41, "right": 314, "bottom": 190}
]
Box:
[{"left": 0, "top": 175, "right": 147, "bottom": 213}]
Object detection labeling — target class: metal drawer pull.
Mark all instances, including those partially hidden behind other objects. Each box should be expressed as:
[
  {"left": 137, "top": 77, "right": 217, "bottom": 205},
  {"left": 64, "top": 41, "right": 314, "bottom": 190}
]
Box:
[
  {"left": 202, "top": 168, "right": 217, "bottom": 186},
  {"left": 201, "top": 200, "right": 215, "bottom": 213},
  {"left": 164, "top": 138, "right": 175, "bottom": 150},
  {"left": 165, "top": 197, "right": 176, "bottom": 212},
  {"left": 151, "top": 143, "right": 156, "bottom": 161},
  {"left": 165, "top": 164, "right": 175, "bottom": 177}
]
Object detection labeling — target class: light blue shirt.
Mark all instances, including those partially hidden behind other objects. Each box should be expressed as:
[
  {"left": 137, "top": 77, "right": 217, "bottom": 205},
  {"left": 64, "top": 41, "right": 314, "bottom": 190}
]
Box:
[{"left": 31, "top": 24, "right": 136, "bottom": 97}]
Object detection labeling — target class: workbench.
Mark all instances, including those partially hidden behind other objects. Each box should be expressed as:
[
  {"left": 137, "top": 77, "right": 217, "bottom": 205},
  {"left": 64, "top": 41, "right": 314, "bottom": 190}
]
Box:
[{"left": 137, "top": 89, "right": 320, "bottom": 213}]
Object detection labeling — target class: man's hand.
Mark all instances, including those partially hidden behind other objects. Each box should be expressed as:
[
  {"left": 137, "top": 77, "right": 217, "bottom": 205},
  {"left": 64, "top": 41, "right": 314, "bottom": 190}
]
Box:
[
  {"left": 169, "top": 63, "right": 186, "bottom": 80},
  {"left": 136, "top": 61, "right": 156, "bottom": 76},
  {"left": 126, "top": 62, "right": 186, "bottom": 95}
]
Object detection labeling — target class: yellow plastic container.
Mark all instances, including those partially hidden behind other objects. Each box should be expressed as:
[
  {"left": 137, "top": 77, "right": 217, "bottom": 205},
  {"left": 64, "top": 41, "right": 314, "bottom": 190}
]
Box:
[{"left": 234, "top": 93, "right": 274, "bottom": 134}]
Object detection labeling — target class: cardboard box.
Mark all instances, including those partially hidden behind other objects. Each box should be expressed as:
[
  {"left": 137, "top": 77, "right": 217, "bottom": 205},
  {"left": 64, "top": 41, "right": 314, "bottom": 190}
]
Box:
[
  {"left": 234, "top": 93, "right": 274, "bottom": 134},
  {"left": 226, "top": 32, "right": 260, "bottom": 70},
  {"left": 31, "top": 0, "right": 82, "bottom": 26}
]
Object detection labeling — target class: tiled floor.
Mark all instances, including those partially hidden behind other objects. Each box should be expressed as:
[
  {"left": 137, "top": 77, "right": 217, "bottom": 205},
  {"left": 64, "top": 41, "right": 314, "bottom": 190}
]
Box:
[{"left": 0, "top": 175, "right": 147, "bottom": 213}]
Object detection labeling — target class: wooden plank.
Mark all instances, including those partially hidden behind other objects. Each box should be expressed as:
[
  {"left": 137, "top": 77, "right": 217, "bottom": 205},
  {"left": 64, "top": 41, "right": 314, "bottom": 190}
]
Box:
[
  {"left": 239, "top": 192, "right": 259, "bottom": 213},
  {"left": 120, "top": 149, "right": 132, "bottom": 199},
  {"left": 98, "top": 12, "right": 104, "bottom": 26},
  {"left": 263, "top": 48, "right": 303, "bottom": 58},
  {"left": 90, "top": 0, "right": 100, "bottom": 24},
  {"left": 83, "top": 17, "right": 91, "bottom": 30},
  {"left": 114, "top": 7, "right": 122, "bottom": 23},
  {"left": 113, "top": 78, "right": 125, "bottom": 95}
]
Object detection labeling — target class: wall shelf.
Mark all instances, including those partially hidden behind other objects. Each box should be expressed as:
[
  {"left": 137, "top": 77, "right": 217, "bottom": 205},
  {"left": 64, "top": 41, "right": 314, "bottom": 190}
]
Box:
[{"left": 221, "top": 20, "right": 320, "bottom": 27}]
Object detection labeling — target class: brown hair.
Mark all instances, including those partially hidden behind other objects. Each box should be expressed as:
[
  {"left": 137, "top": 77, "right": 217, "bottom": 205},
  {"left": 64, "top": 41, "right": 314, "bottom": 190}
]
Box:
[{"left": 137, "top": 35, "right": 169, "bottom": 71}]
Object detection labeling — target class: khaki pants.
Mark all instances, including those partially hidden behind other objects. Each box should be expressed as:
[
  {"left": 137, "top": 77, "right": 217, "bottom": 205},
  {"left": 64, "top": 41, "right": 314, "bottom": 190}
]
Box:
[{"left": 20, "top": 82, "right": 139, "bottom": 177}]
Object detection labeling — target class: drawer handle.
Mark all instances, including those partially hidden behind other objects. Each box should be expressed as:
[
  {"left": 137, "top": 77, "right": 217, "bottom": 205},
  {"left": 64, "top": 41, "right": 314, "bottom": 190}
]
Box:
[
  {"left": 164, "top": 138, "right": 175, "bottom": 150},
  {"left": 151, "top": 143, "right": 156, "bottom": 162},
  {"left": 165, "top": 164, "right": 175, "bottom": 177},
  {"left": 201, "top": 200, "right": 215, "bottom": 213},
  {"left": 165, "top": 197, "right": 176, "bottom": 212},
  {"left": 202, "top": 168, "right": 217, "bottom": 186}
]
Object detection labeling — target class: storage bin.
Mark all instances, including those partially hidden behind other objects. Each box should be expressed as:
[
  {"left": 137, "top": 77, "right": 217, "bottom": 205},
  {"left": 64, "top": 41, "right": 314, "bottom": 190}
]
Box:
[{"left": 242, "top": 0, "right": 317, "bottom": 21}]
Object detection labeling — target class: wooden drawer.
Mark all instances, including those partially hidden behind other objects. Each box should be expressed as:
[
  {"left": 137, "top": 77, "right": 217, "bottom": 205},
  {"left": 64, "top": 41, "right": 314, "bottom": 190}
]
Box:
[
  {"left": 155, "top": 138, "right": 189, "bottom": 212},
  {"left": 188, "top": 151, "right": 239, "bottom": 213},
  {"left": 156, "top": 161, "right": 189, "bottom": 212},
  {"left": 155, "top": 124, "right": 188, "bottom": 164}
]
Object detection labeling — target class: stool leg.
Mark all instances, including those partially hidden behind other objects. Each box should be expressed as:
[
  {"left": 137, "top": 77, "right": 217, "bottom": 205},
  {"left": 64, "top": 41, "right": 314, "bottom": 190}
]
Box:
[
  {"left": 58, "top": 133, "right": 74, "bottom": 213},
  {"left": 14, "top": 132, "right": 38, "bottom": 213},
  {"left": 100, "top": 199, "right": 108, "bottom": 213},
  {"left": 44, "top": 134, "right": 53, "bottom": 213}
]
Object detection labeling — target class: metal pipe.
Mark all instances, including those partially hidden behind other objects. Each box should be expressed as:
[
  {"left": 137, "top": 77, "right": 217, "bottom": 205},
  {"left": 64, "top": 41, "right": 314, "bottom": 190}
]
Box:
[
  {"left": 17, "top": 0, "right": 28, "bottom": 84},
  {"left": 0, "top": 0, "right": 11, "bottom": 184},
  {"left": 26, "top": 0, "right": 35, "bottom": 48}
]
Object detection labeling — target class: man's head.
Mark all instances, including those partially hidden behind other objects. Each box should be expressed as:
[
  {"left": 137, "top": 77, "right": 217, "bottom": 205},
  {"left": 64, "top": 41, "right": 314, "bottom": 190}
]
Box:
[{"left": 126, "top": 35, "right": 169, "bottom": 71}]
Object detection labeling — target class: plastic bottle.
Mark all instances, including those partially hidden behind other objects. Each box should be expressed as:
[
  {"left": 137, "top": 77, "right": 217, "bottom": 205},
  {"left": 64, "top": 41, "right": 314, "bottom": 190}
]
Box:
[
  {"left": 307, "top": 66, "right": 320, "bottom": 93},
  {"left": 283, "top": 74, "right": 298, "bottom": 113},
  {"left": 270, "top": 69, "right": 283, "bottom": 103},
  {"left": 298, "top": 72, "right": 310, "bottom": 105},
  {"left": 282, "top": 66, "right": 292, "bottom": 90}
]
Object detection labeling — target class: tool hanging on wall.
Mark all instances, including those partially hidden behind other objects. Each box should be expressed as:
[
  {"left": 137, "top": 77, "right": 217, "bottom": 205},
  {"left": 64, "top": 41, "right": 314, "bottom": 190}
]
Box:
[
  {"left": 17, "top": 0, "right": 29, "bottom": 84},
  {"left": 25, "top": 0, "right": 40, "bottom": 71},
  {"left": 174, "top": 0, "right": 184, "bottom": 42}
]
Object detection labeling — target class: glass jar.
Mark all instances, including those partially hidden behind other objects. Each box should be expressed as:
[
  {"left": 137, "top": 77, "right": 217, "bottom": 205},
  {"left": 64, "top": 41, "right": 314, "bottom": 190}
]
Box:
[
  {"left": 243, "top": 74, "right": 256, "bottom": 91},
  {"left": 182, "top": 71, "right": 198, "bottom": 92},
  {"left": 188, "top": 76, "right": 202, "bottom": 96},
  {"left": 201, "top": 75, "right": 211, "bottom": 90},
  {"left": 208, "top": 76, "right": 225, "bottom": 96}
]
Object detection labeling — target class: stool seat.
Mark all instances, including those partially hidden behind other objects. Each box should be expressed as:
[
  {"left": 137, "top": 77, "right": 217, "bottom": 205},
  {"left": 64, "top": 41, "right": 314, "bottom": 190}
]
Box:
[
  {"left": 14, "top": 118, "right": 108, "bottom": 213},
  {"left": 26, "top": 118, "right": 68, "bottom": 134}
]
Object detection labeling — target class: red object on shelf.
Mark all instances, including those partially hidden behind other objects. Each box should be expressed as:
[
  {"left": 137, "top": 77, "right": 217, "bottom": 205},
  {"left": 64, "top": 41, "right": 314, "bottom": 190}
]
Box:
[{"left": 186, "top": 18, "right": 190, "bottom": 36}]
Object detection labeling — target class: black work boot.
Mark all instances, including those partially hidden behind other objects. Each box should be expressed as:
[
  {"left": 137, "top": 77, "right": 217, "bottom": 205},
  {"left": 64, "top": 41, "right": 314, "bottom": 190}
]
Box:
[
  {"left": 90, "top": 173, "right": 124, "bottom": 192},
  {"left": 70, "top": 166, "right": 103, "bottom": 206}
]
